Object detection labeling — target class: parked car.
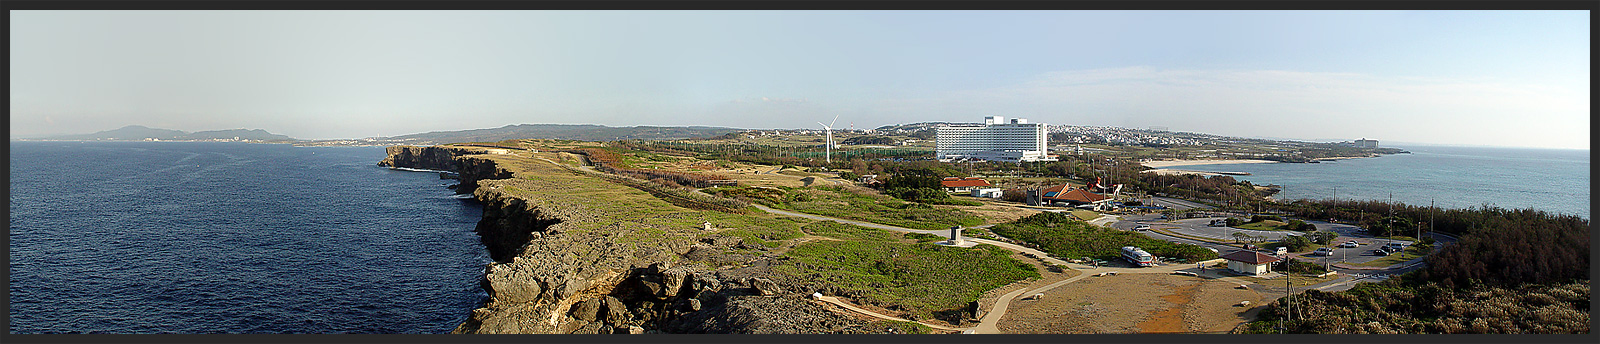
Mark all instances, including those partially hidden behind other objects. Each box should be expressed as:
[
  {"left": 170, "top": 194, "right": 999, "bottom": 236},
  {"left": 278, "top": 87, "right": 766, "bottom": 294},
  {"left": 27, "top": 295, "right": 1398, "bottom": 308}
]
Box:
[
  {"left": 1371, "top": 249, "right": 1391, "bottom": 256},
  {"left": 1275, "top": 247, "right": 1289, "bottom": 255},
  {"left": 1385, "top": 242, "right": 1406, "bottom": 251},
  {"left": 1313, "top": 247, "right": 1335, "bottom": 256},
  {"left": 1339, "top": 242, "right": 1360, "bottom": 248}
]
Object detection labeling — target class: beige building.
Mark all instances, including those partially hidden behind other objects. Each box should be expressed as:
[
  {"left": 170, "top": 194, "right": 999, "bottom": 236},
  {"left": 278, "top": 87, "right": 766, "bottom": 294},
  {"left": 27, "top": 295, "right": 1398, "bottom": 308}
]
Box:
[{"left": 1220, "top": 250, "right": 1281, "bottom": 276}]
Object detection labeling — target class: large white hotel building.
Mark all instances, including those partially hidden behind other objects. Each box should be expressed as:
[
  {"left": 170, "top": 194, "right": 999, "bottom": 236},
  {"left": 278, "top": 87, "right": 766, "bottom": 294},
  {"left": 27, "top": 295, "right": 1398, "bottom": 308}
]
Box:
[{"left": 936, "top": 116, "right": 1057, "bottom": 162}]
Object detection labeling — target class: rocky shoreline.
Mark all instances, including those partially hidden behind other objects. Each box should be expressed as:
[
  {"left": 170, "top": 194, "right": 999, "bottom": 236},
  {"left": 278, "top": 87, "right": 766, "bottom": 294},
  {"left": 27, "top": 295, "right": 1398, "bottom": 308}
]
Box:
[{"left": 380, "top": 145, "right": 896, "bottom": 334}]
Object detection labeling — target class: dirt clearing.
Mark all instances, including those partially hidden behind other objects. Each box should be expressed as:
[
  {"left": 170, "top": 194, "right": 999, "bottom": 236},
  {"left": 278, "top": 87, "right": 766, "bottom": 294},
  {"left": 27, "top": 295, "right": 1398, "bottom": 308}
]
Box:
[{"left": 996, "top": 273, "right": 1262, "bottom": 333}]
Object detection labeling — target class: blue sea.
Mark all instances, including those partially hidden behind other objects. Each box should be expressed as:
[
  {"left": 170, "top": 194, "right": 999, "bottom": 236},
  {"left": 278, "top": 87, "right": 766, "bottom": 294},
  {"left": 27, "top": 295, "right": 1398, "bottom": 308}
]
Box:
[
  {"left": 8, "top": 141, "right": 489, "bottom": 333},
  {"left": 1162, "top": 145, "right": 1590, "bottom": 219}
]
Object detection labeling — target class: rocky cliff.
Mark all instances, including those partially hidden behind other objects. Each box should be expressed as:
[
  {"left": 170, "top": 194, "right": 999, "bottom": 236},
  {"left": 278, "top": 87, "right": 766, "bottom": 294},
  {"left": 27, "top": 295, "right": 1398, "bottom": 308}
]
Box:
[
  {"left": 378, "top": 145, "right": 462, "bottom": 172},
  {"left": 380, "top": 145, "right": 884, "bottom": 334}
]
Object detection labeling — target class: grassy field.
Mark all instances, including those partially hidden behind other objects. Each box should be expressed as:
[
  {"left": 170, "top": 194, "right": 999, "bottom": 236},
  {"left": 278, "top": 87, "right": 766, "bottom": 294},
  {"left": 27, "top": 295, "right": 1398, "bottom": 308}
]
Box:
[
  {"left": 1070, "top": 210, "right": 1103, "bottom": 222},
  {"left": 776, "top": 240, "right": 1039, "bottom": 323},
  {"left": 800, "top": 220, "right": 905, "bottom": 242},
  {"left": 1351, "top": 246, "right": 1431, "bottom": 267},
  {"left": 1234, "top": 220, "right": 1289, "bottom": 231},
  {"left": 709, "top": 185, "right": 986, "bottom": 230}
]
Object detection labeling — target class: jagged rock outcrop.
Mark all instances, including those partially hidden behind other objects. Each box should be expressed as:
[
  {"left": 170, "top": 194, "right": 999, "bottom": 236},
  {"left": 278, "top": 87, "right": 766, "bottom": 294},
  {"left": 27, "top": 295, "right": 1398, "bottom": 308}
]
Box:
[
  {"left": 378, "top": 145, "right": 462, "bottom": 171},
  {"left": 379, "top": 145, "right": 512, "bottom": 194}
]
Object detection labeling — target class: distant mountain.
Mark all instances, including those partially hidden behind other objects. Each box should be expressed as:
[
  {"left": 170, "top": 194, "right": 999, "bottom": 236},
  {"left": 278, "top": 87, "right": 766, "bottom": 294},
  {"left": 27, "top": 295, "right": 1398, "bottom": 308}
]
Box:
[
  {"left": 387, "top": 124, "right": 745, "bottom": 144},
  {"left": 39, "top": 125, "right": 295, "bottom": 141},
  {"left": 186, "top": 129, "right": 294, "bottom": 141}
]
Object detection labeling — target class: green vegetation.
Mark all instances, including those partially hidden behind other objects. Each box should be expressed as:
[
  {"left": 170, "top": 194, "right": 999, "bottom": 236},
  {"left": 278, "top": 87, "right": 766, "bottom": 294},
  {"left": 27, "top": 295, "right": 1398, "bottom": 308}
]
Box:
[
  {"left": 1352, "top": 245, "right": 1431, "bottom": 267},
  {"left": 1274, "top": 257, "right": 1327, "bottom": 274},
  {"left": 776, "top": 241, "right": 1039, "bottom": 323},
  {"left": 905, "top": 232, "right": 946, "bottom": 242},
  {"left": 884, "top": 187, "right": 983, "bottom": 206},
  {"left": 990, "top": 212, "right": 1218, "bottom": 261},
  {"left": 863, "top": 320, "right": 937, "bottom": 334},
  {"left": 708, "top": 185, "right": 985, "bottom": 230},
  {"left": 1240, "top": 278, "right": 1590, "bottom": 334},
  {"left": 1070, "top": 210, "right": 1102, "bottom": 221},
  {"left": 800, "top": 220, "right": 904, "bottom": 242}
]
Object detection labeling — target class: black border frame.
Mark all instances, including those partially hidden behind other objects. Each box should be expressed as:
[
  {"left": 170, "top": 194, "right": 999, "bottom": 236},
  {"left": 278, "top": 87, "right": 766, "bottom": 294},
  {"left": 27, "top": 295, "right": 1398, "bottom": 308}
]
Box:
[{"left": 5, "top": 1, "right": 1597, "bottom": 344}]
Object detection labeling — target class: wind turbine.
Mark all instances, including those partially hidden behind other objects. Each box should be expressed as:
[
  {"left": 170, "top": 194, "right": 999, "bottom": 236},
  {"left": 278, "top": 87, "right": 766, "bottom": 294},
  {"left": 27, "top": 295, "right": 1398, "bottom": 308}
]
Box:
[{"left": 817, "top": 114, "right": 840, "bottom": 164}]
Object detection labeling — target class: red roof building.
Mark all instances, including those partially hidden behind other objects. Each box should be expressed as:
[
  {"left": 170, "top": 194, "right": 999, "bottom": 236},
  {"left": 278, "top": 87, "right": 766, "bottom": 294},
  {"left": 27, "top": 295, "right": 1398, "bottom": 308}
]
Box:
[
  {"left": 940, "top": 177, "right": 993, "bottom": 192},
  {"left": 1040, "top": 184, "right": 1109, "bottom": 205}
]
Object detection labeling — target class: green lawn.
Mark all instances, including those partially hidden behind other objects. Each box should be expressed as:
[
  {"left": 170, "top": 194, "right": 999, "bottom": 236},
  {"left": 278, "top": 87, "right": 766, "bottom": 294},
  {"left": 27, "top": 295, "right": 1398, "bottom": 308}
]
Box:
[
  {"left": 1234, "top": 220, "right": 1289, "bottom": 231},
  {"left": 775, "top": 241, "right": 1039, "bottom": 322},
  {"left": 1070, "top": 209, "right": 1103, "bottom": 222}
]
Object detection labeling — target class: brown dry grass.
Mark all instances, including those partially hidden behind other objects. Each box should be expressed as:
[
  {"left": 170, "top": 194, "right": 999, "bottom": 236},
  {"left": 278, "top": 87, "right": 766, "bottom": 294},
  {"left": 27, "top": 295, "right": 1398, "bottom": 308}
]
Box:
[{"left": 996, "top": 274, "right": 1262, "bottom": 333}]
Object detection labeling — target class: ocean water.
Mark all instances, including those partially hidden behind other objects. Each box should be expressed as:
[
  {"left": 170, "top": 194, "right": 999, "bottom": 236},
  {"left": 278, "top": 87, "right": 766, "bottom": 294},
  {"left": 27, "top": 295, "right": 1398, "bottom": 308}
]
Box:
[
  {"left": 8, "top": 141, "right": 489, "bottom": 333},
  {"left": 1161, "top": 145, "right": 1590, "bottom": 219}
]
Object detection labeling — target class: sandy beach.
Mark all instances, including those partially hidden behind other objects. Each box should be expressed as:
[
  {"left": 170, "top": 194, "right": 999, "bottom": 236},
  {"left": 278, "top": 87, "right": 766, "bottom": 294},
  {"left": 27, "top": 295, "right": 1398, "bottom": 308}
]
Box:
[
  {"left": 1139, "top": 159, "right": 1277, "bottom": 169},
  {"left": 1141, "top": 169, "right": 1225, "bottom": 177}
]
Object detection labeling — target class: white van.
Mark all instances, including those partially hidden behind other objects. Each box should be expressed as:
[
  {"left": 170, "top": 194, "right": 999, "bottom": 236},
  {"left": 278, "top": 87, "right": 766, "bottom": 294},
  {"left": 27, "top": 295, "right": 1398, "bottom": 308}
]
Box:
[{"left": 1275, "top": 247, "right": 1288, "bottom": 255}]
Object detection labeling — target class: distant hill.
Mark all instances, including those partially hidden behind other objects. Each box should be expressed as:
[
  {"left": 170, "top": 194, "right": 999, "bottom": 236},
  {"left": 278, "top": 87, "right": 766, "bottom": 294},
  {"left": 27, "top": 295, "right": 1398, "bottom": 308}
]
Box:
[
  {"left": 39, "top": 125, "right": 295, "bottom": 141},
  {"left": 387, "top": 124, "right": 745, "bottom": 144}
]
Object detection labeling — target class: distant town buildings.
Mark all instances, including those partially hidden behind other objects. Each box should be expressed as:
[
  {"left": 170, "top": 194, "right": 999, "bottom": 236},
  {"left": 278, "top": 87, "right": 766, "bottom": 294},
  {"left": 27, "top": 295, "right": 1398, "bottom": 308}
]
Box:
[
  {"left": 936, "top": 116, "right": 1056, "bottom": 162},
  {"left": 1048, "top": 125, "right": 1204, "bottom": 147}
]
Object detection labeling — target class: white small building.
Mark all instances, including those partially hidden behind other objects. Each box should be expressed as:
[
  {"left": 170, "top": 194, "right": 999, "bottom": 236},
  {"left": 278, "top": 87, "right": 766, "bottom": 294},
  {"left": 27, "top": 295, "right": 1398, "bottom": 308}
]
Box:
[
  {"left": 971, "top": 188, "right": 1004, "bottom": 198},
  {"left": 1220, "top": 250, "right": 1281, "bottom": 276}
]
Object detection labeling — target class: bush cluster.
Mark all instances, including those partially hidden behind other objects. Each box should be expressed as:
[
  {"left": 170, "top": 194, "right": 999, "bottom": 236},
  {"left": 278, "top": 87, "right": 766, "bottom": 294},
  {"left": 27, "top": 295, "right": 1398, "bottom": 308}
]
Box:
[{"left": 1240, "top": 278, "right": 1589, "bottom": 334}]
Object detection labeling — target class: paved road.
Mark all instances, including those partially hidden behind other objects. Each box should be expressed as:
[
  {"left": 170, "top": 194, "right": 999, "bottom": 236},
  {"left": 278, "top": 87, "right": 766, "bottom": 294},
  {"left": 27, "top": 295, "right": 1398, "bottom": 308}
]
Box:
[{"left": 1148, "top": 196, "right": 1212, "bottom": 210}]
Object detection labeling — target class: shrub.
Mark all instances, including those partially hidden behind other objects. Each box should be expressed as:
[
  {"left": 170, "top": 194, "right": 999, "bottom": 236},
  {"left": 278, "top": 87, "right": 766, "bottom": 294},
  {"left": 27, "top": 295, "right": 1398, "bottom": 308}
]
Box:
[
  {"left": 838, "top": 171, "right": 859, "bottom": 181},
  {"left": 1311, "top": 231, "right": 1339, "bottom": 245},
  {"left": 1283, "top": 219, "right": 1316, "bottom": 231},
  {"left": 1282, "top": 234, "right": 1313, "bottom": 252},
  {"left": 1225, "top": 218, "right": 1244, "bottom": 227},
  {"left": 1000, "top": 189, "right": 1028, "bottom": 203},
  {"left": 1251, "top": 215, "right": 1282, "bottom": 223}
]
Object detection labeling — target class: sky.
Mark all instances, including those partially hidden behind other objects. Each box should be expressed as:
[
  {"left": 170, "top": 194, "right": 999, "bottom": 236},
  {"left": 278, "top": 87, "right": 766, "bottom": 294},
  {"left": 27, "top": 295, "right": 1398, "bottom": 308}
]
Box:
[{"left": 9, "top": 10, "right": 1591, "bottom": 150}]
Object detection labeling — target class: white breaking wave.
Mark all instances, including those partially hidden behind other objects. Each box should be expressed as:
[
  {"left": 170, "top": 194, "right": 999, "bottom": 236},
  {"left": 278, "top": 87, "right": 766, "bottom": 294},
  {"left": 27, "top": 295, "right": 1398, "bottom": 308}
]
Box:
[
  {"left": 390, "top": 167, "right": 454, "bottom": 174},
  {"left": 449, "top": 194, "right": 476, "bottom": 199}
]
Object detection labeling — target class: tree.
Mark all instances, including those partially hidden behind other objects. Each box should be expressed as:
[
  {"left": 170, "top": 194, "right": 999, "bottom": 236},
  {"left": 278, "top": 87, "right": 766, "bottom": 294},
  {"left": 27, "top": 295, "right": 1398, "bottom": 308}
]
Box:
[
  {"left": 1232, "top": 232, "right": 1249, "bottom": 243},
  {"left": 1001, "top": 189, "right": 1028, "bottom": 203},
  {"left": 1311, "top": 231, "right": 1339, "bottom": 245},
  {"left": 1283, "top": 235, "right": 1313, "bottom": 252}
]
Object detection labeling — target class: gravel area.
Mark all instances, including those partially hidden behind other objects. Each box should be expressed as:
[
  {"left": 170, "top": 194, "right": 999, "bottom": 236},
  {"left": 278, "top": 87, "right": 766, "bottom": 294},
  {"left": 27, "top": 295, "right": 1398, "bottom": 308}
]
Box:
[{"left": 996, "top": 273, "right": 1263, "bottom": 333}]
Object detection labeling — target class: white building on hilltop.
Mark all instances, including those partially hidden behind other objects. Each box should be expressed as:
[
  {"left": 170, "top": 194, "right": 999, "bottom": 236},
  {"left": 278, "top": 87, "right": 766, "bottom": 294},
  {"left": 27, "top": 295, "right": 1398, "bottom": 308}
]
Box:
[{"left": 936, "top": 116, "right": 1056, "bottom": 162}]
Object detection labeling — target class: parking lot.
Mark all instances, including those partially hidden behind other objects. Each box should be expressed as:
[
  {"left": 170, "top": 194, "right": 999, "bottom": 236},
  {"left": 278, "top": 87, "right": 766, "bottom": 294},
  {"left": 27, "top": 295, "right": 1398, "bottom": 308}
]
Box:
[{"left": 1110, "top": 213, "right": 1411, "bottom": 267}]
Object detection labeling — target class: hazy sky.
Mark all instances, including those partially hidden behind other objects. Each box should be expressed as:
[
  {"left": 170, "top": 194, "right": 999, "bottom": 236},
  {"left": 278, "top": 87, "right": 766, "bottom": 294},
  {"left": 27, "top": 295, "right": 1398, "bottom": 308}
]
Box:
[{"left": 9, "top": 10, "right": 1590, "bottom": 149}]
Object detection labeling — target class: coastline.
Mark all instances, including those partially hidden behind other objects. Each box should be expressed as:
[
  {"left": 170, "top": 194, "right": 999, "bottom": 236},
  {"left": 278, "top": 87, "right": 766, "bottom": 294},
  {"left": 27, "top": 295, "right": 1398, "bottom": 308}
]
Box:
[
  {"left": 1139, "top": 159, "right": 1276, "bottom": 169},
  {"left": 1141, "top": 169, "right": 1226, "bottom": 177}
]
